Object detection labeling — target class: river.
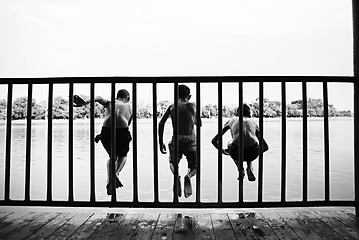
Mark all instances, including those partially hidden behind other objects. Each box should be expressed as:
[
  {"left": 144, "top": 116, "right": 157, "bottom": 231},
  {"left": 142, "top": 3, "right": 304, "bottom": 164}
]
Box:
[{"left": 0, "top": 117, "right": 354, "bottom": 203}]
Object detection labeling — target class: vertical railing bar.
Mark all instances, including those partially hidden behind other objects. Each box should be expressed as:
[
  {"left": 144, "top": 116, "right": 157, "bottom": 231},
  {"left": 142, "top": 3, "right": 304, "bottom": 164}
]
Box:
[
  {"left": 4, "top": 83, "right": 13, "bottom": 202},
  {"left": 196, "top": 81, "right": 201, "bottom": 203},
  {"left": 90, "top": 81, "right": 96, "bottom": 202},
  {"left": 218, "top": 81, "right": 223, "bottom": 204},
  {"left": 173, "top": 82, "right": 179, "bottom": 203},
  {"left": 238, "top": 81, "right": 244, "bottom": 203},
  {"left": 281, "top": 80, "right": 286, "bottom": 203},
  {"left": 110, "top": 81, "right": 117, "bottom": 202},
  {"left": 47, "top": 83, "right": 53, "bottom": 202},
  {"left": 25, "top": 82, "right": 33, "bottom": 201},
  {"left": 68, "top": 82, "right": 74, "bottom": 202},
  {"left": 302, "top": 81, "right": 308, "bottom": 202},
  {"left": 323, "top": 81, "right": 330, "bottom": 202},
  {"left": 132, "top": 82, "right": 139, "bottom": 203},
  {"left": 355, "top": 81, "right": 359, "bottom": 216},
  {"left": 258, "top": 81, "right": 264, "bottom": 203},
  {"left": 353, "top": 0, "right": 359, "bottom": 216},
  {"left": 152, "top": 82, "right": 159, "bottom": 203}
]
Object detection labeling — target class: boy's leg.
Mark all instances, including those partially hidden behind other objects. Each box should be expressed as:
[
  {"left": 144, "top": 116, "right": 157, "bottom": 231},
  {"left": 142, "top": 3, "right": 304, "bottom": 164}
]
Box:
[
  {"left": 169, "top": 140, "right": 182, "bottom": 198},
  {"left": 106, "top": 156, "right": 126, "bottom": 195},
  {"left": 170, "top": 162, "right": 182, "bottom": 198},
  {"left": 229, "top": 144, "right": 245, "bottom": 180},
  {"left": 106, "top": 158, "right": 113, "bottom": 195},
  {"left": 246, "top": 161, "right": 256, "bottom": 181},
  {"left": 184, "top": 151, "right": 197, "bottom": 198},
  {"left": 115, "top": 156, "right": 126, "bottom": 187}
]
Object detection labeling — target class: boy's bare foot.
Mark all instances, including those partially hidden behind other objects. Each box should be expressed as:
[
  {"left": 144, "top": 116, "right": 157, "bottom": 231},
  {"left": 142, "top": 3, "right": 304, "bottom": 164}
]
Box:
[
  {"left": 115, "top": 178, "right": 123, "bottom": 188},
  {"left": 106, "top": 178, "right": 123, "bottom": 195},
  {"left": 237, "top": 168, "right": 245, "bottom": 180},
  {"left": 184, "top": 176, "right": 192, "bottom": 198},
  {"left": 106, "top": 183, "right": 112, "bottom": 195},
  {"left": 246, "top": 168, "right": 256, "bottom": 181}
]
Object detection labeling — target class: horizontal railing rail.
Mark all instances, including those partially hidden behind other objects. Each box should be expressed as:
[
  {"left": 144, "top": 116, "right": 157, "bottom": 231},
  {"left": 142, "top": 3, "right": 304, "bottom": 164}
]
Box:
[{"left": 0, "top": 76, "right": 357, "bottom": 213}]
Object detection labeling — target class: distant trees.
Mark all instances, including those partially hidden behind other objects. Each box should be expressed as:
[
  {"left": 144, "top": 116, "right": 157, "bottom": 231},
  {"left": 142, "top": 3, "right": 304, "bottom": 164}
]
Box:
[{"left": 0, "top": 96, "right": 352, "bottom": 120}]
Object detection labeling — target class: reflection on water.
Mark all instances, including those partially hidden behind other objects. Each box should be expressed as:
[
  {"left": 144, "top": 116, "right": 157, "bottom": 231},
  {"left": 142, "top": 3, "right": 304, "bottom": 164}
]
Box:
[{"left": 0, "top": 118, "right": 354, "bottom": 203}]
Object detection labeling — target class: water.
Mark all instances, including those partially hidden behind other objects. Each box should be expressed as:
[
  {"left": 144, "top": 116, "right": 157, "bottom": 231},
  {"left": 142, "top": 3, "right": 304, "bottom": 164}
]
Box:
[{"left": 0, "top": 117, "right": 354, "bottom": 203}]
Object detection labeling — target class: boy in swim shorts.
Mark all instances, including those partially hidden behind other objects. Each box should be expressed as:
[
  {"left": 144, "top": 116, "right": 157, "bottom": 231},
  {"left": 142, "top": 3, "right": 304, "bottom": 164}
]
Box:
[
  {"left": 158, "top": 84, "right": 202, "bottom": 198},
  {"left": 212, "top": 104, "right": 267, "bottom": 181},
  {"left": 73, "top": 89, "right": 132, "bottom": 195}
]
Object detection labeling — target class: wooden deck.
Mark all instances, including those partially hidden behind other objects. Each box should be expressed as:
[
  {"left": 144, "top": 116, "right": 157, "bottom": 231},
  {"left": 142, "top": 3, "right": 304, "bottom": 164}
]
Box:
[{"left": 0, "top": 207, "right": 358, "bottom": 239}]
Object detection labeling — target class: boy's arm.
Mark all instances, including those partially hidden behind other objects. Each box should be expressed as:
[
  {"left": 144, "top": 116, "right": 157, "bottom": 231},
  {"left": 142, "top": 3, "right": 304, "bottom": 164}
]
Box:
[
  {"left": 194, "top": 104, "right": 202, "bottom": 127},
  {"left": 73, "top": 95, "right": 108, "bottom": 107},
  {"left": 211, "top": 124, "right": 230, "bottom": 154},
  {"left": 158, "top": 106, "right": 171, "bottom": 154},
  {"left": 128, "top": 114, "right": 133, "bottom": 126}
]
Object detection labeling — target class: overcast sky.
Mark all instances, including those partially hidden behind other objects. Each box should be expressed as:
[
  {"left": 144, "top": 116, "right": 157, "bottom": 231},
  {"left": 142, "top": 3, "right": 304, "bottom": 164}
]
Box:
[{"left": 0, "top": 0, "right": 354, "bottom": 110}]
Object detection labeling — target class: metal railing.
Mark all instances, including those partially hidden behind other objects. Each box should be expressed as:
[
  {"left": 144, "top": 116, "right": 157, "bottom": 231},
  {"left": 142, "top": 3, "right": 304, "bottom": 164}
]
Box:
[{"left": 0, "top": 77, "right": 357, "bottom": 214}]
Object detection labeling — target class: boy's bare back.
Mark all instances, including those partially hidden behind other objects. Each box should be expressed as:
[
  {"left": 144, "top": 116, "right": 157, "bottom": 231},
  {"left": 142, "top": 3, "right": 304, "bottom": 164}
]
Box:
[
  {"left": 170, "top": 101, "right": 198, "bottom": 136},
  {"left": 103, "top": 100, "right": 132, "bottom": 129}
]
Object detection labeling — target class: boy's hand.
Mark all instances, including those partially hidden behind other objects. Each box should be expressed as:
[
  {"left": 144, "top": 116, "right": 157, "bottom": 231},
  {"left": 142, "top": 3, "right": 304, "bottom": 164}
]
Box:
[
  {"left": 73, "top": 95, "right": 86, "bottom": 107},
  {"left": 94, "top": 134, "right": 101, "bottom": 143},
  {"left": 222, "top": 149, "right": 230, "bottom": 155},
  {"left": 159, "top": 142, "right": 167, "bottom": 154}
]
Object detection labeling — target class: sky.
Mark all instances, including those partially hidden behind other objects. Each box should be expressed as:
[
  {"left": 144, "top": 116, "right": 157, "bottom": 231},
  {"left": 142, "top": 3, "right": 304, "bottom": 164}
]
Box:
[{"left": 0, "top": 0, "right": 355, "bottom": 110}]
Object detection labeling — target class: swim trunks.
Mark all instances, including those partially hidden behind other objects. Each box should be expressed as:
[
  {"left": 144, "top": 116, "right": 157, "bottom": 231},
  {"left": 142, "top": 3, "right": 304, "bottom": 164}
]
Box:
[
  {"left": 100, "top": 127, "right": 132, "bottom": 158},
  {"left": 228, "top": 142, "right": 259, "bottom": 162},
  {"left": 168, "top": 135, "right": 197, "bottom": 169}
]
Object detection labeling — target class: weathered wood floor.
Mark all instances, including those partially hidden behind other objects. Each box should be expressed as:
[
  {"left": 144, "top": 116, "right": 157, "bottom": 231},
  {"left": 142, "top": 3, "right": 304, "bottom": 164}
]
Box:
[{"left": 0, "top": 207, "right": 358, "bottom": 239}]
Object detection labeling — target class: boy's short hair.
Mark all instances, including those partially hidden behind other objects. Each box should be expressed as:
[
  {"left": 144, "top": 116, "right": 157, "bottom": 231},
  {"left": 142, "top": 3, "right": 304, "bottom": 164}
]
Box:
[
  {"left": 179, "top": 85, "right": 190, "bottom": 99},
  {"left": 236, "top": 104, "right": 251, "bottom": 117},
  {"left": 117, "top": 89, "right": 130, "bottom": 100}
]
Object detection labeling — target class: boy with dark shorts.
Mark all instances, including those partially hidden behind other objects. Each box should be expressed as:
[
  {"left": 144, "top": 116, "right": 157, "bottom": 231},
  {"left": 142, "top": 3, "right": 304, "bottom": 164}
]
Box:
[
  {"left": 212, "top": 104, "right": 268, "bottom": 181},
  {"left": 159, "top": 85, "right": 202, "bottom": 198},
  {"left": 73, "top": 89, "right": 132, "bottom": 195}
]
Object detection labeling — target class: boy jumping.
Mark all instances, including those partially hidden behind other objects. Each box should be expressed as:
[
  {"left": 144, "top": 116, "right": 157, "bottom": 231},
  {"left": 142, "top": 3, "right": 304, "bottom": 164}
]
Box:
[
  {"left": 158, "top": 84, "right": 202, "bottom": 198},
  {"left": 73, "top": 89, "right": 132, "bottom": 195}
]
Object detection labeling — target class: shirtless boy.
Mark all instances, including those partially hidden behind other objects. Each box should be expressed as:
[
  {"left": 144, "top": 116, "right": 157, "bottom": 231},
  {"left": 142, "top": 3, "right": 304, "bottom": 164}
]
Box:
[
  {"left": 212, "top": 104, "right": 267, "bottom": 181},
  {"left": 158, "top": 85, "right": 202, "bottom": 198},
  {"left": 73, "top": 89, "right": 132, "bottom": 195}
]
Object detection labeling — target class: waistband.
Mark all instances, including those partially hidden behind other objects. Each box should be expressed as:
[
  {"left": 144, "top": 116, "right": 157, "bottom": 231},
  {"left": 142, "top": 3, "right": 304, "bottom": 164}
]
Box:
[
  {"left": 102, "top": 126, "right": 129, "bottom": 132},
  {"left": 172, "top": 135, "right": 196, "bottom": 141}
]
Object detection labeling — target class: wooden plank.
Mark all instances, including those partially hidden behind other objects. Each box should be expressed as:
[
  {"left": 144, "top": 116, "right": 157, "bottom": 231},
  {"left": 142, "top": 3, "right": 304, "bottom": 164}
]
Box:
[
  {"left": 88, "top": 213, "right": 126, "bottom": 240},
  {"left": 0, "top": 211, "right": 27, "bottom": 229},
  {"left": 341, "top": 210, "right": 359, "bottom": 222},
  {"left": 107, "top": 214, "right": 142, "bottom": 240},
  {"left": 173, "top": 214, "right": 196, "bottom": 240},
  {"left": 245, "top": 212, "right": 279, "bottom": 240},
  {"left": 26, "top": 212, "right": 77, "bottom": 240},
  {"left": 0, "top": 211, "right": 13, "bottom": 220},
  {"left": 276, "top": 211, "right": 322, "bottom": 240},
  {"left": 0, "top": 211, "right": 45, "bottom": 239},
  {"left": 1, "top": 212, "right": 59, "bottom": 240},
  {"left": 193, "top": 214, "right": 215, "bottom": 240},
  {"left": 314, "top": 210, "right": 359, "bottom": 240},
  {"left": 67, "top": 212, "right": 107, "bottom": 240},
  {"left": 46, "top": 212, "right": 93, "bottom": 240},
  {"left": 130, "top": 213, "right": 159, "bottom": 239},
  {"left": 152, "top": 214, "right": 176, "bottom": 240},
  {"left": 294, "top": 210, "right": 344, "bottom": 240},
  {"left": 228, "top": 213, "right": 257, "bottom": 240},
  {"left": 211, "top": 213, "right": 236, "bottom": 240},
  {"left": 260, "top": 212, "right": 301, "bottom": 240},
  {"left": 328, "top": 211, "right": 359, "bottom": 237}
]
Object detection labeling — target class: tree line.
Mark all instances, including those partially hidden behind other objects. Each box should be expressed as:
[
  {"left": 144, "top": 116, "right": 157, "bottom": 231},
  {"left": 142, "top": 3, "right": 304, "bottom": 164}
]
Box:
[{"left": 0, "top": 96, "right": 352, "bottom": 120}]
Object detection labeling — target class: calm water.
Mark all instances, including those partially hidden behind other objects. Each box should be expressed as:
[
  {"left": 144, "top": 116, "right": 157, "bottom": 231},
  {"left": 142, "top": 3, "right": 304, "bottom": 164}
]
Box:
[{"left": 0, "top": 117, "right": 354, "bottom": 203}]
